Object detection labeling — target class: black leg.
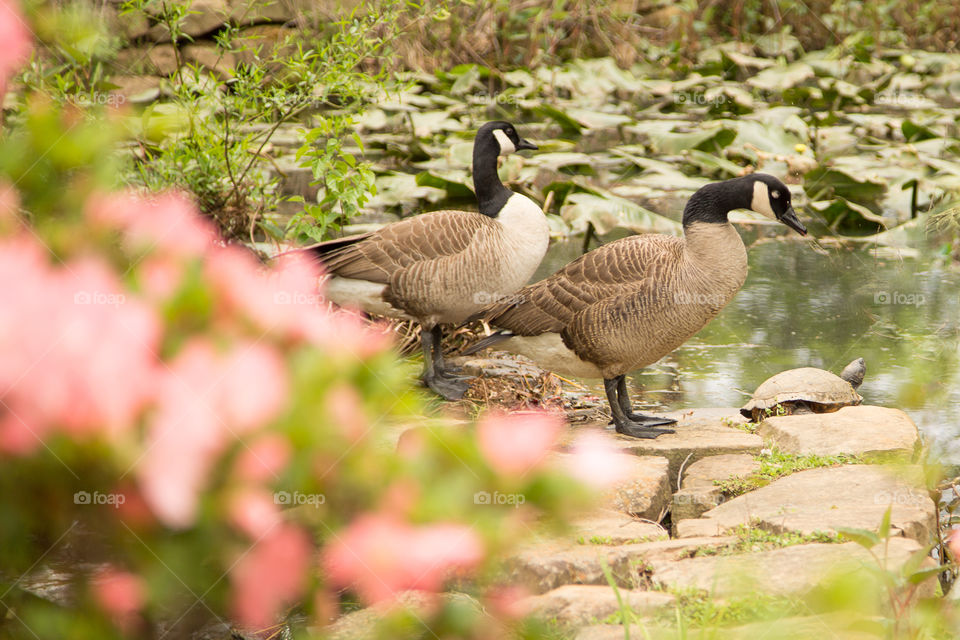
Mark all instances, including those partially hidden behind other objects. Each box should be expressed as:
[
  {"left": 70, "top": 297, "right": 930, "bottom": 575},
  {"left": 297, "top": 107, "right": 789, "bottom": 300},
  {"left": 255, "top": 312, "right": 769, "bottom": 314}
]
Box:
[
  {"left": 420, "top": 326, "right": 469, "bottom": 400},
  {"left": 617, "top": 376, "right": 677, "bottom": 427},
  {"left": 604, "top": 376, "right": 675, "bottom": 439},
  {"left": 431, "top": 325, "right": 465, "bottom": 379}
]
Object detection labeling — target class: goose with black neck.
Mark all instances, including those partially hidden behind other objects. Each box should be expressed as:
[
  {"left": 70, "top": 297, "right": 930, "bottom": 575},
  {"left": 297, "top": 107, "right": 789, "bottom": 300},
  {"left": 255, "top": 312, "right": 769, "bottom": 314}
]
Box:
[
  {"left": 464, "top": 173, "right": 808, "bottom": 438},
  {"left": 301, "top": 121, "right": 549, "bottom": 400}
]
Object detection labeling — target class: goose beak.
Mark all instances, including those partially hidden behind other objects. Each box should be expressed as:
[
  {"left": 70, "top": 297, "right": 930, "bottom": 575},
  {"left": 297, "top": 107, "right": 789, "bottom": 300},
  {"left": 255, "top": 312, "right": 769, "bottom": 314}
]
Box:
[
  {"left": 516, "top": 138, "right": 538, "bottom": 151},
  {"left": 779, "top": 207, "right": 807, "bottom": 235}
]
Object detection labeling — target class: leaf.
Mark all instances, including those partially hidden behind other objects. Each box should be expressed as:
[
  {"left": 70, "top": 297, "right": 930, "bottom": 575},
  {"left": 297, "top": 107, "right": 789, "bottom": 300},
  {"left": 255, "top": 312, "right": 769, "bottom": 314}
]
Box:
[
  {"left": 907, "top": 565, "right": 951, "bottom": 584},
  {"left": 414, "top": 170, "right": 474, "bottom": 199},
  {"left": 535, "top": 104, "right": 583, "bottom": 135},
  {"left": 835, "top": 526, "right": 881, "bottom": 548},
  {"left": 747, "top": 62, "right": 815, "bottom": 92},
  {"left": 559, "top": 192, "right": 680, "bottom": 235},
  {"left": 878, "top": 506, "right": 892, "bottom": 539}
]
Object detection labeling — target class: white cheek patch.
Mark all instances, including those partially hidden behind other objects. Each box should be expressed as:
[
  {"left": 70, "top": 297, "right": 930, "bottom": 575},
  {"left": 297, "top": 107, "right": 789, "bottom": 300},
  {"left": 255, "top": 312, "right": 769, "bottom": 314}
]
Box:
[
  {"left": 493, "top": 129, "right": 516, "bottom": 156},
  {"left": 751, "top": 181, "right": 776, "bottom": 219}
]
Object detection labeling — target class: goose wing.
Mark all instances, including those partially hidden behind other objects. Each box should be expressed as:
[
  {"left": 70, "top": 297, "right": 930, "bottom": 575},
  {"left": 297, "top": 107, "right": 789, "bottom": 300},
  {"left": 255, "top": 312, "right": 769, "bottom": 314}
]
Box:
[
  {"left": 306, "top": 210, "right": 497, "bottom": 283},
  {"left": 476, "top": 234, "right": 683, "bottom": 335}
]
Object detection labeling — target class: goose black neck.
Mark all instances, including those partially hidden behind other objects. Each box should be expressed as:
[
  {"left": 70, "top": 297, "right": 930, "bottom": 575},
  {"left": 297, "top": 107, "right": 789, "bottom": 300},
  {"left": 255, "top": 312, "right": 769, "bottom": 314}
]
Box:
[
  {"left": 473, "top": 134, "right": 513, "bottom": 218},
  {"left": 682, "top": 176, "right": 754, "bottom": 228}
]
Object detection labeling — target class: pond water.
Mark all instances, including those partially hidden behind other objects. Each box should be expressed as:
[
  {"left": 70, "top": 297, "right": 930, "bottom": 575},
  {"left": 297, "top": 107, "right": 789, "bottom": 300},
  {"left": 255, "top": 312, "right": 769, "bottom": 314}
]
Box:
[{"left": 534, "top": 232, "right": 960, "bottom": 462}]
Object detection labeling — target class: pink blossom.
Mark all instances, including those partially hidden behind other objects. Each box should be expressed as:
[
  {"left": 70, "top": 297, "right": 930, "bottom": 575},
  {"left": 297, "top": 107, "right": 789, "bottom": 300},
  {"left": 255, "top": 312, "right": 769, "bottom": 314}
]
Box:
[
  {"left": 325, "top": 383, "right": 367, "bottom": 442},
  {"left": 0, "top": 238, "right": 160, "bottom": 450},
  {"left": 231, "top": 523, "right": 311, "bottom": 628},
  {"left": 485, "top": 585, "right": 533, "bottom": 620},
  {"left": 0, "top": 0, "right": 31, "bottom": 99},
  {"left": 477, "top": 411, "right": 564, "bottom": 477},
  {"left": 92, "top": 567, "right": 146, "bottom": 632},
  {"left": 229, "top": 488, "right": 282, "bottom": 539},
  {"left": 234, "top": 434, "right": 292, "bottom": 483},
  {"left": 86, "top": 190, "right": 214, "bottom": 257},
  {"left": 562, "top": 431, "right": 633, "bottom": 489},
  {"left": 323, "top": 514, "right": 483, "bottom": 606},
  {"left": 218, "top": 342, "right": 288, "bottom": 433},
  {"left": 948, "top": 529, "right": 960, "bottom": 561},
  {"left": 137, "top": 339, "right": 290, "bottom": 527},
  {"left": 139, "top": 255, "right": 183, "bottom": 300}
]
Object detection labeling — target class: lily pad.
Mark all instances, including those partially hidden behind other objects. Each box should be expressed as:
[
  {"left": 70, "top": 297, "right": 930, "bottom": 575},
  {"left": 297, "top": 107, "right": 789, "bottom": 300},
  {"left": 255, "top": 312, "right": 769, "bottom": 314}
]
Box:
[
  {"left": 415, "top": 169, "right": 474, "bottom": 199},
  {"left": 559, "top": 191, "right": 681, "bottom": 235},
  {"left": 804, "top": 167, "right": 887, "bottom": 205},
  {"left": 747, "top": 62, "right": 815, "bottom": 92}
]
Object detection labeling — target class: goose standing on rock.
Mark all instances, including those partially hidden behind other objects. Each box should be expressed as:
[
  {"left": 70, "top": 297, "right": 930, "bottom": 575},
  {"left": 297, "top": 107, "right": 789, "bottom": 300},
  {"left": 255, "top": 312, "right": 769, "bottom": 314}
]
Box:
[
  {"left": 464, "top": 174, "right": 808, "bottom": 438},
  {"left": 304, "top": 121, "right": 548, "bottom": 400}
]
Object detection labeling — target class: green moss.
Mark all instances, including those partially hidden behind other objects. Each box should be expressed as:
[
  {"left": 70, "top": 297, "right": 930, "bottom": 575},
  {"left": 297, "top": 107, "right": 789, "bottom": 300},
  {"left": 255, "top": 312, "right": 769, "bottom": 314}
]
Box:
[
  {"left": 715, "top": 449, "right": 864, "bottom": 498},
  {"left": 687, "top": 524, "right": 841, "bottom": 558}
]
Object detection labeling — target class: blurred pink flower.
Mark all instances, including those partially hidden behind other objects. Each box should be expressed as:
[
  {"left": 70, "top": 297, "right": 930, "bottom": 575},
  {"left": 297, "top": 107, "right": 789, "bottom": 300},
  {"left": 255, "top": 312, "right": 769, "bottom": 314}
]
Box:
[
  {"left": 234, "top": 434, "right": 292, "bottom": 483},
  {"left": 0, "top": 0, "right": 31, "bottom": 99},
  {"left": 477, "top": 411, "right": 564, "bottom": 477},
  {"left": 485, "top": 584, "right": 533, "bottom": 620},
  {"left": 229, "top": 488, "right": 282, "bottom": 539},
  {"left": 947, "top": 529, "right": 960, "bottom": 561},
  {"left": 0, "top": 238, "right": 160, "bottom": 450},
  {"left": 139, "top": 255, "right": 183, "bottom": 300},
  {"left": 323, "top": 514, "right": 483, "bottom": 606},
  {"left": 219, "top": 342, "right": 288, "bottom": 433},
  {"left": 231, "top": 523, "right": 311, "bottom": 628},
  {"left": 92, "top": 567, "right": 146, "bottom": 632},
  {"left": 562, "top": 431, "right": 633, "bottom": 489},
  {"left": 325, "top": 383, "right": 367, "bottom": 442},
  {"left": 0, "top": 181, "right": 19, "bottom": 221},
  {"left": 138, "top": 339, "right": 290, "bottom": 527},
  {"left": 87, "top": 190, "right": 214, "bottom": 257}
]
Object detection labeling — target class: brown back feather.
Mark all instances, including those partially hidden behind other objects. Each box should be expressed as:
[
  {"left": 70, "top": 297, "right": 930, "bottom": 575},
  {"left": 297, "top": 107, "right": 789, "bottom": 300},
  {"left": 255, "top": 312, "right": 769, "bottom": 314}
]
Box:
[{"left": 477, "top": 234, "right": 683, "bottom": 335}]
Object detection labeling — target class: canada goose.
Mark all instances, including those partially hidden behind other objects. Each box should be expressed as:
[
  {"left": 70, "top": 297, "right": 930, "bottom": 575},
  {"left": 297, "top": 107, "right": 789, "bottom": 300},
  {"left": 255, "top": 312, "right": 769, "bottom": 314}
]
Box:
[
  {"left": 304, "top": 121, "right": 548, "bottom": 400},
  {"left": 464, "top": 174, "right": 807, "bottom": 438}
]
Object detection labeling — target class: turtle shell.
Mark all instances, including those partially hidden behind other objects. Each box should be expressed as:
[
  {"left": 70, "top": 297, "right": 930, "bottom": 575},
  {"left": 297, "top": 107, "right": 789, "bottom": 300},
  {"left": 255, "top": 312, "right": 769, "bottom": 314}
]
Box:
[{"left": 740, "top": 367, "right": 863, "bottom": 419}]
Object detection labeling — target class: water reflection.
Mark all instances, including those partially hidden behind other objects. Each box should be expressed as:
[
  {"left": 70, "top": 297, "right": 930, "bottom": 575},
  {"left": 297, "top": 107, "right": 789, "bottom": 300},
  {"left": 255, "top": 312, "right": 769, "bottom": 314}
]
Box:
[{"left": 536, "top": 235, "right": 960, "bottom": 460}]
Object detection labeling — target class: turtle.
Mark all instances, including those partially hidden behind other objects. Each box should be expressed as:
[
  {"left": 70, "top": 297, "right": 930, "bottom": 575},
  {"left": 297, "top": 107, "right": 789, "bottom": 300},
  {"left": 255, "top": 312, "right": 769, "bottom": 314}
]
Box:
[{"left": 740, "top": 358, "right": 866, "bottom": 422}]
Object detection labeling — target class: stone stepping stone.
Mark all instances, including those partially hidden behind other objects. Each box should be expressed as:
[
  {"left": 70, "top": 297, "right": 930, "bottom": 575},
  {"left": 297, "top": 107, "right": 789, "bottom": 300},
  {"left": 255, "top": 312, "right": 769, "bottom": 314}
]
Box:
[
  {"left": 671, "top": 453, "right": 760, "bottom": 528},
  {"left": 576, "top": 613, "right": 881, "bottom": 640},
  {"left": 675, "top": 464, "right": 936, "bottom": 543},
  {"left": 565, "top": 408, "right": 761, "bottom": 486},
  {"left": 572, "top": 510, "right": 668, "bottom": 544},
  {"left": 507, "top": 536, "right": 734, "bottom": 594},
  {"left": 650, "top": 537, "right": 937, "bottom": 599},
  {"left": 521, "top": 585, "right": 674, "bottom": 627},
  {"left": 758, "top": 405, "right": 919, "bottom": 457},
  {"left": 552, "top": 451, "right": 671, "bottom": 520}
]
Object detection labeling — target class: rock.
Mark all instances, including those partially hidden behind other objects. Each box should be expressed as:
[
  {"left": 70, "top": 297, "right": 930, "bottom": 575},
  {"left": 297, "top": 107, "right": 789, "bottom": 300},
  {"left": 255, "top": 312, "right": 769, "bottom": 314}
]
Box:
[
  {"left": 325, "top": 592, "right": 484, "bottom": 640},
  {"left": 108, "top": 76, "right": 163, "bottom": 105},
  {"left": 572, "top": 409, "right": 762, "bottom": 484},
  {"left": 228, "top": 0, "right": 316, "bottom": 25},
  {"left": 572, "top": 510, "right": 668, "bottom": 544},
  {"left": 605, "top": 455, "right": 671, "bottom": 519},
  {"left": 456, "top": 356, "right": 544, "bottom": 379},
  {"left": 146, "top": 45, "right": 179, "bottom": 76},
  {"left": 672, "top": 453, "right": 760, "bottom": 525},
  {"left": 271, "top": 155, "right": 317, "bottom": 199},
  {"left": 651, "top": 537, "right": 937, "bottom": 599},
  {"left": 758, "top": 405, "right": 919, "bottom": 458},
  {"left": 183, "top": 44, "right": 237, "bottom": 78},
  {"left": 507, "top": 537, "right": 735, "bottom": 594},
  {"left": 680, "top": 465, "right": 936, "bottom": 543},
  {"left": 522, "top": 585, "right": 674, "bottom": 627},
  {"left": 576, "top": 613, "right": 879, "bottom": 640},
  {"left": 148, "top": 0, "right": 228, "bottom": 39}
]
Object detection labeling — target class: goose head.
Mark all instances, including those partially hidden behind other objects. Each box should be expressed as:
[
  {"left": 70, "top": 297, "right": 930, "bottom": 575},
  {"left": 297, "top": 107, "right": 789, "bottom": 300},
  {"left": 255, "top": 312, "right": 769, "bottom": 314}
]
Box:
[
  {"left": 682, "top": 173, "right": 807, "bottom": 235},
  {"left": 745, "top": 174, "right": 807, "bottom": 235},
  {"left": 475, "top": 121, "right": 538, "bottom": 158}
]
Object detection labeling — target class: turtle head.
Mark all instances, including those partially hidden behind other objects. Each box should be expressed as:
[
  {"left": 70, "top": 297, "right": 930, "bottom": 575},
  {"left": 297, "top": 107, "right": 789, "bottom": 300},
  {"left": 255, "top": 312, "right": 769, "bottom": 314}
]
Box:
[{"left": 839, "top": 357, "right": 866, "bottom": 390}]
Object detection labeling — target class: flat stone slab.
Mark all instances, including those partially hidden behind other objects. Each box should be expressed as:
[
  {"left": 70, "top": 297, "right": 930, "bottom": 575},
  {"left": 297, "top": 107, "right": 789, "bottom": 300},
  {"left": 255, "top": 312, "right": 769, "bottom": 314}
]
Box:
[
  {"left": 507, "top": 537, "right": 734, "bottom": 594},
  {"left": 759, "top": 405, "right": 919, "bottom": 457},
  {"left": 651, "top": 537, "right": 937, "bottom": 599},
  {"left": 522, "top": 585, "right": 674, "bottom": 626},
  {"left": 553, "top": 451, "right": 671, "bottom": 520},
  {"left": 567, "top": 409, "right": 762, "bottom": 487},
  {"left": 676, "top": 465, "right": 936, "bottom": 543},
  {"left": 572, "top": 510, "right": 669, "bottom": 544},
  {"left": 577, "top": 614, "right": 879, "bottom": 640},
  {"left": 672, "top": 453, "right": 761, "bottom": 526}
]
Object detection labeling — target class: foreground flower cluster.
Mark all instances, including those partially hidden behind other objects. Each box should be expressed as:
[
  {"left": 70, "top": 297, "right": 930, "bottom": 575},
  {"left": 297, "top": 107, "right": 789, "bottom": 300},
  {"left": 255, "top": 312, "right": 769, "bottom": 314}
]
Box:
[{"left": 0, "top": 4, "right": 626, "bottom": 637}]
